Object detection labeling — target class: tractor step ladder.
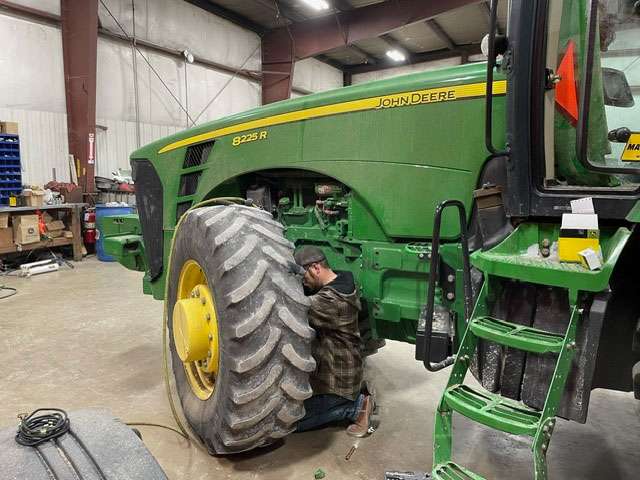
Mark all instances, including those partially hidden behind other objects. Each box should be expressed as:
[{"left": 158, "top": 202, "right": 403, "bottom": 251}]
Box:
[
  {"left": 423, "top": 202, "right": 582, "bottom": 480},
  {"left": 430, "top": 300, "right": 580, "bottom": 480},
  {"left": 469, "top": 317, "right": 565, "bottom": 354}
]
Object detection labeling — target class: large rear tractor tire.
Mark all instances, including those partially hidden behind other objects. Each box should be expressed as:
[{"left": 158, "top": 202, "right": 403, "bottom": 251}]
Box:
[{"left": 167, "top": 205, "right": 316, "bottom": 454}]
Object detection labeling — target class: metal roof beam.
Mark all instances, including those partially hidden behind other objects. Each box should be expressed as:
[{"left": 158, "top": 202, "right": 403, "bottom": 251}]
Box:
[
  {"left": 316, "top": 54, "right": 346, "bottom": 70},
  {"left": 183, "top": 0, "right": 266, "bottom": 34},
  {"left": 262, "top": 0, "right": 482, "bottom": 104},
  {"left": 426, "top": 19, "right": 456, "bottom": 51},
  {"left": 381, "top": 33, "right": 406, "bottom": 52},
  {"left": 380, "top": 33, "right": 416, "bottom": 64},
  {"left": 344, "top": 43, "right": 482, "bottom": 75},
  {"left": 332, "top": 0, "right": 354, "bottom": 12},
  {"left": 0, "top": 0, "right": 59, "bottom": 24},
  {"left": 265, "top": 0, "right": 481, "bottom": 60},
  {"left": 253, "top": 0, "right": 306, "bottom": 23},
  {"left": 349, "top": 44, "right": 378, "bottom": 64}
]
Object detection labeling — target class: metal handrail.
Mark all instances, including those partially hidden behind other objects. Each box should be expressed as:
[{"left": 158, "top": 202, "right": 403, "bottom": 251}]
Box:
[
  {"left": 422, "top": 200, "right": 473, "bottom": 371},
  {"left": 484, "top": 0, "right": 509, "bottom": 158}
]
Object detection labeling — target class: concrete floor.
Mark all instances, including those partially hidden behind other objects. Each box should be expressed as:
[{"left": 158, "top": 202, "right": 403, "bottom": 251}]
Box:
[{"left": 1, "top": 257, "right": 639, "bottom": 479}]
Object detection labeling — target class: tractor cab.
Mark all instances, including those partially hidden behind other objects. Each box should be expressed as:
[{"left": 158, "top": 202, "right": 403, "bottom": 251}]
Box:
[{"left": 502, "top": 0, "right": 640, "bottom": 218}]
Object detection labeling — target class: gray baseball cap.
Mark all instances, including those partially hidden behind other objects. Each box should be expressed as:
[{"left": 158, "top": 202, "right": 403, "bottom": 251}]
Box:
[{"left": 294, "top": 246, "right": 326, "bottom": 267}]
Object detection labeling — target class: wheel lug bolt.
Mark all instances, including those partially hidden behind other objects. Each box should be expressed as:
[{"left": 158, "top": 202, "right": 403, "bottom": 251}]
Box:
[
  {"left": 206, "top": 313, "right": 211, "bottom": 321},
  {"left": 208, "top": 334, "right": 213, "bottom": 341}
]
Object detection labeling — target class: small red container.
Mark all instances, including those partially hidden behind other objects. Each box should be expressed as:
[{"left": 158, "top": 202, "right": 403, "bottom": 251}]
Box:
[
  {"left": 83, "top": 229, "right": 96, "bottom": 245},
  {"left": 83, "top": 210, "right": 96, "bottom": 252}
]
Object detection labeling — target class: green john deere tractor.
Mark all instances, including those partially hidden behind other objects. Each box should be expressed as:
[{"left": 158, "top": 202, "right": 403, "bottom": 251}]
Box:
[{"left": 104, "top": 0, "right": 640, "bottom": 477}]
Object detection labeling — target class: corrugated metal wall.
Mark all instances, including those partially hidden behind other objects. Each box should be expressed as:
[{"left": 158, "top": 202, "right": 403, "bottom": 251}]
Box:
[
  {"left": 0, "top": 0, "right": 342, "bottom": 188},
  {"left": 95, "top": 118, "right": 181, "bottom": 177},
  {"left": 0, "top": 108, "right": 70, "bottom": 185},
  {"left": 293, "top": 58, "right": 343, "bottom": 93}
]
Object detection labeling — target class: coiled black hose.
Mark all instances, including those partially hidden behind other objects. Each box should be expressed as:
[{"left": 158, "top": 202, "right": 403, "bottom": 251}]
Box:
[{"left": 15, "top": 408, "right": 70, "bottom": 447}]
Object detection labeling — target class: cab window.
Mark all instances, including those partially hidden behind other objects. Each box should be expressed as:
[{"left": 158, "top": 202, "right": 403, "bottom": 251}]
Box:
[{"left": 544, "top": 0, "right": 640, "bottom": 189}]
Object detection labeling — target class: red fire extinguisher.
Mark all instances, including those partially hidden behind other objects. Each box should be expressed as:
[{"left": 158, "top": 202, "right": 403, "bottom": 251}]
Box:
[{"left": 83, "top": 208, "right": 96, "bottom": 253}]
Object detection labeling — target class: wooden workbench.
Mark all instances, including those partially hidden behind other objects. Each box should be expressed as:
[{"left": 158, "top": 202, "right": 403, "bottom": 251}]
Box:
[{"left": 0, "top": 203, "right": 86, "bottom": 261}]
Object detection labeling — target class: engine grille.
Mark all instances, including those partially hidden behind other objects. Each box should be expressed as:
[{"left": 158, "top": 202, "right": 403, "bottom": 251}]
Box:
[
  {"left": 176, "top": 201, "right": 193, "bottom": 222},
  {"left": 179, "top": 171, "right": 202, "bottom": 197},
  {"left": 132, "top": 159, "right": 164, "bottom": 281},
  {"left": 183, "top": 141, "right": 214, "bottom": 168}
]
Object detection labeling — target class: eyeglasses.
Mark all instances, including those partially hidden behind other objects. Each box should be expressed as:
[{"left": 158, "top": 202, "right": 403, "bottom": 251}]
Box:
[{"left": 303, "top": 262, "right": 317, "bottom": 273}]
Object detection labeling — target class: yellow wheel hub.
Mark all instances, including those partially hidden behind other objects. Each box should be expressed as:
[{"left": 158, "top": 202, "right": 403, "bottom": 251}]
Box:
[{"left": 172, "top": 260, "right": 220, "bottom": 400}]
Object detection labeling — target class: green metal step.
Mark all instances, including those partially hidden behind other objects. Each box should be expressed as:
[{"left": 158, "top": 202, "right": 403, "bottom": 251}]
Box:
[
  {"left": 432, "top": 461, "right": 486, "bottom": 480},
  {"left": 469, "top": 316, "right": 565, "bottom": 354},
  {"left": 443, "top": 385, "right": 542, "bottom": 436},
  {"left": 470, "top": 223, "right": 631, "bottom": 293}
]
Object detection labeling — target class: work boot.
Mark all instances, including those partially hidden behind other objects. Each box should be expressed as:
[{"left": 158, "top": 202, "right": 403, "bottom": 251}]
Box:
[{"left": 347, "top": 395, "right": 374, "bottom": 437}]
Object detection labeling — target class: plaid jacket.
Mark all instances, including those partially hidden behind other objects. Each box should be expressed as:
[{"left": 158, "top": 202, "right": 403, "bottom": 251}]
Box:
[{"left": 308, "top": 273, "right": 363, "bottom": 400}]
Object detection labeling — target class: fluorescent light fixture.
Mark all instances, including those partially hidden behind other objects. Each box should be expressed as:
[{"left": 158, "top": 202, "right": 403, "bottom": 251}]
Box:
[
  {"left": 385, "top": 49, "right": 406, "bottom": 62},
  {"left": 301, "top": 0, "right": 330, "bottom": 11}
]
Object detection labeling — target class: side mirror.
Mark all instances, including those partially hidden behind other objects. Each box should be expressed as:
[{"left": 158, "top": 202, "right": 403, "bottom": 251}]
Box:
[{"left": 602, "top": 67, "right": 635, "bottom": 108}]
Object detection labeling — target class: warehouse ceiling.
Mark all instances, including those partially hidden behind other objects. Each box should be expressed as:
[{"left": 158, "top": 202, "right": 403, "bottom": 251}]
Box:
[{"left": 185, "top": 0, "right": 509, "bottom": 73}]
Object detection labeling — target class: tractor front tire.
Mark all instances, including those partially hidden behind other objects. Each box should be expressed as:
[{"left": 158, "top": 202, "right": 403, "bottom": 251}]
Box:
[{"left": 167, "top": 205, "right": 316, "bottom": 454}]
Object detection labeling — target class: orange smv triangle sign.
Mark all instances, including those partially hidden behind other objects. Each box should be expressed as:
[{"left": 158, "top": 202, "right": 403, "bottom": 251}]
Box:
[{"left": 555, "top": 40, "right": 579, "bottom": 125}]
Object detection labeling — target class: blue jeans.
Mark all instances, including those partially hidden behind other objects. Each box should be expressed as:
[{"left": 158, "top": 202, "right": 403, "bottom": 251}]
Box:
[{"left": 296, "top": 394, "right": 364, "bottom": 432}]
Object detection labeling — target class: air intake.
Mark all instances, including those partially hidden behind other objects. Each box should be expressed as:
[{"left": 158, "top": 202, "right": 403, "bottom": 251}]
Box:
[
  {"left": 176, "top": 201, "right": 192, "bottom": 222},
  {"left": 179, "top": 171, "right": 202, "bottom": 197},
  {"left": 183, "top": 141, "right": 214, "bottom": 168}
]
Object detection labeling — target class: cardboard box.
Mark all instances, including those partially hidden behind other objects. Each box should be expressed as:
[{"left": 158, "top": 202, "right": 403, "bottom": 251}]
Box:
[
  {"left": 558, "top": 213, "right": 600, "bottom": 263},
  {"left": 60, "top": 185, "right": 82, "bottom": 204},
  {"left": 47, "top": 220, "right": 65, "bottom": 238},
  {"left": 13, "top": 214, "right": 38, "bottom": 229},
  {"left": 0, "top": 122, "right": 18, "bottom": 134},
  {"left": 0, "top": 212, "right": 8, "bottom": 229},
  {"left": 46, "top": 220, "right": 65, "bottom": 231},
  {"left": 0, "top": 227, "right": 12, "bottom": 248},
  {"left": 24, "top": 191, "right": 44, "bottom": 207},
  {"left": 12, "top": 215, "right": 40, "bottom": 244}
]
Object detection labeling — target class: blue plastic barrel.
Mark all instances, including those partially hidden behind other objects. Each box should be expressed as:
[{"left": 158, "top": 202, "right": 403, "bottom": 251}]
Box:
[{"left": 96, "top": 204, "right": 134, "bottom": 261}]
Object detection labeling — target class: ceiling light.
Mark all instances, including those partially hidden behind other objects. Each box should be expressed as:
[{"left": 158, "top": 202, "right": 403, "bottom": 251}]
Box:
[
  {"left": 386, "top": 49, "right": 406, "bottom": 62},
  {"left": 301, "top": 0, "right": 330, "bottom": 11},
  {"left": 182, "top": 49, "right": 194, "bottom": 64}
]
